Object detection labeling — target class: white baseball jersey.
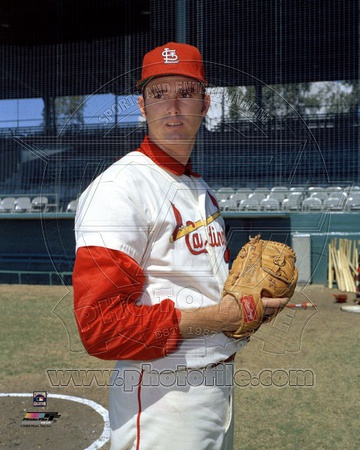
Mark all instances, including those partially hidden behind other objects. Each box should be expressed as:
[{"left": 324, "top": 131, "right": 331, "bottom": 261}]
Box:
[{"left": 74, "top": 136, "right": 246, "bottom": 371}]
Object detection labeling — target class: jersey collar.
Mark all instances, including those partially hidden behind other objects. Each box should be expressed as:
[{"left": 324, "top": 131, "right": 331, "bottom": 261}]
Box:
[{"left": 137, "top": 135, "right": 200, "bottom": 178}]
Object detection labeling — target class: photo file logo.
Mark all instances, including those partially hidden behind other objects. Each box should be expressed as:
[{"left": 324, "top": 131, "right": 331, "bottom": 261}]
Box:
[{"left": 21, "top": 412, "right": 61, "bottom": 427}]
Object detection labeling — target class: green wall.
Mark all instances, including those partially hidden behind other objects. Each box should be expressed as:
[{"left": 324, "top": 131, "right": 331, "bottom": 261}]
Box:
[{"left": 1, "top": 212, "right": 359, "bottom": 286}]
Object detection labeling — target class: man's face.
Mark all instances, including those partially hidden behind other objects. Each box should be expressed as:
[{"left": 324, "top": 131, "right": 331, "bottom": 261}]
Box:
[{"left": 138, "top": 76, "right": 210, "bottom": 162}]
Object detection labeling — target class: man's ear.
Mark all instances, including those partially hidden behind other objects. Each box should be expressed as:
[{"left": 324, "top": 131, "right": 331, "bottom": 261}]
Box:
[
  {"left": 202, "top": 93, "right": 211, "bottom": 117},
  {"left": 138, "top": 96, "right": 146, "bottom": 118}
]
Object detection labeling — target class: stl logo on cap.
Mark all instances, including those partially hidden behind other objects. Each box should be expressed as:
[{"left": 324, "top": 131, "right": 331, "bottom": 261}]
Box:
[{"left": 162, "top": 47, "right": 179, "bottom": 64}]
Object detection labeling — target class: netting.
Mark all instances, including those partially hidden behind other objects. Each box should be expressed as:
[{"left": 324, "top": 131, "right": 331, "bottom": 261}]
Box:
[{"left": 0, "top": 0, "right": 358, "bottom": 211}]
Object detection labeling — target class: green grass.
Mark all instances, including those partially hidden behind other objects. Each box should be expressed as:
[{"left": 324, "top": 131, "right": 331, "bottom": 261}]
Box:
[{"left": 0, "top": 285, "right": 113, "bottom": 383}]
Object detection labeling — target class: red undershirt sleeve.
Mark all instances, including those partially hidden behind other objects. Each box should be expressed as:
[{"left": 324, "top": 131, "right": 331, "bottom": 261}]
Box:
[{"left": 72, "top": 246, "right": 183, "bottom": 361}]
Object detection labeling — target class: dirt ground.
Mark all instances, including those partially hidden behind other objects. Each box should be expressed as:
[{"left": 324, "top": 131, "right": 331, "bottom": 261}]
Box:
[
  {"left": 0, "top": 396, "right": 108, "bottom": 450},
  {"left": 0, "top": 283, "right": 359, "bottom": 450}
]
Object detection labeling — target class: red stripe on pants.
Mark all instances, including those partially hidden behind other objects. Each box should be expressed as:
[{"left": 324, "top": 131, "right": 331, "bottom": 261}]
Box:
[{"left": 136, "top": 369, "right": 144, "bottom": 450}]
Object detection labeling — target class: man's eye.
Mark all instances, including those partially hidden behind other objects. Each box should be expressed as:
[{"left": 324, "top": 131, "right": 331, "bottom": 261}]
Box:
[
  {"left": 179, "top": 90, "right": 192, "bottom": 98},
  {"left": 153, "top": 91, "right": 165, "bottom": 99}
]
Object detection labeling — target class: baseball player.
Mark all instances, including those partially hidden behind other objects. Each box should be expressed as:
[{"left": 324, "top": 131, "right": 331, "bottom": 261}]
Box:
[{"left": 73, "top": 42, "right": 287, "bottom": 450}]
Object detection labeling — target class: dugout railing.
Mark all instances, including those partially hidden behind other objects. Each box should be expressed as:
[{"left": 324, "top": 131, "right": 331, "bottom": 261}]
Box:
[{"left": 0, "top": 252, "right": 74, "bottom": 285}]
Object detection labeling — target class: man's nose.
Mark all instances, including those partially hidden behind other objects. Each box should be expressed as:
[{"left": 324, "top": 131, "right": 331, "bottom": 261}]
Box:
[{"left": 166, "top": 96, "right": 180, "bottom": 115}]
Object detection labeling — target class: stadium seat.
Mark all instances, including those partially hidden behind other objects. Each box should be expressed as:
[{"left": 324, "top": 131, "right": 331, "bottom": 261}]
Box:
[
  {"left": 229, "top": 192, "right": 248, "bottom": 207},
  {"left": 325, "top": 186, "right": 343, "bottom": 195},
  {"left": 282, "top": 193, "right": 303, "bottom": 211},
  {"left": 0, "top": 197, "right": 16, "bottom": 213},
  {"left": 239, "top": 198, "right": 260, "bottom": 211},
  {"left": 309, "top": 191, "right": 328, "bottom": 202},
  {"left": 219, "top": 198, "right": 237, "bottom": 211},
  {"left": 323, "top": 197, "right": 344, "bottom": 211},
  {"left": 288, "top": 192, "right": 304, "bottom": 201},
  {"left": 345, "top": 186, "right": 360, "bottom": 200},
  {"left": 301, "top": 197, "right": 322, "bottom": 211},
  {"left": 66, "top": 199, "right": 79, "bottom": 213},
  {"left": 31, "top": 196, "right": 49, "bottom": 212},
  {"left": 216, "top": 187, "right": 235, "bottom": 201},
  {"left": 346, "top": 192, "right": 360, "bottom": 202},
  {"left": 347, "top": 185, "right": 360, "bottom": 194},
  {"left": 268, "top": 192, "right": 285, "bottom": 203},
  {"left": 345, "top": 197, "right": 360, "bottom": 211},
  {"left": 290, "top": 187, "right": 305, "bottom": 193},
  {"left": 307, "top": 187, "right": 325, "bottom": 198},
  {"left": 271, "top": 186, "right": 288, "bottom": 192},
  {"left": 269, "top": 187, "right": 289, "bottom": 204},
  {"left": 248, "top": 192, "right": 266, "bottom": 202},
  {"left": 324, "top": 192, "right": 348, "bottom": 209},
  {"left": 328, "top": 191, "right": 347, "bottom": 201},
  {"left": 260, "top": 197, "right": 280, "bottom": 211},
  {"left": 14, "top": 197, "right": 32, "bottom": 212},
  {"left": 271, "top": 185, "right": 288, "bottom": 194},
  {"left": 308, "top": 186, "right": 325, "bottom": 192}
]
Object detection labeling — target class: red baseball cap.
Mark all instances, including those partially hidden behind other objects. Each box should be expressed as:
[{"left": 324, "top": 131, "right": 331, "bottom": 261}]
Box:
[{"left": 136, "top": 42, "right": 208, "bottom": 89}]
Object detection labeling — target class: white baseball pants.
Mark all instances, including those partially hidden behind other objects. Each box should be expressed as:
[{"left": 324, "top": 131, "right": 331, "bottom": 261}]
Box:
[{"left": 109, "top": 361, "right": 235, "bottom": 450}]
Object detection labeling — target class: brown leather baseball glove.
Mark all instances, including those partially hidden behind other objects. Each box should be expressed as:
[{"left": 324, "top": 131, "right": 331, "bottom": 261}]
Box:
[{"left": 223, "top": 235, "right": 298, "bottom": 339}]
